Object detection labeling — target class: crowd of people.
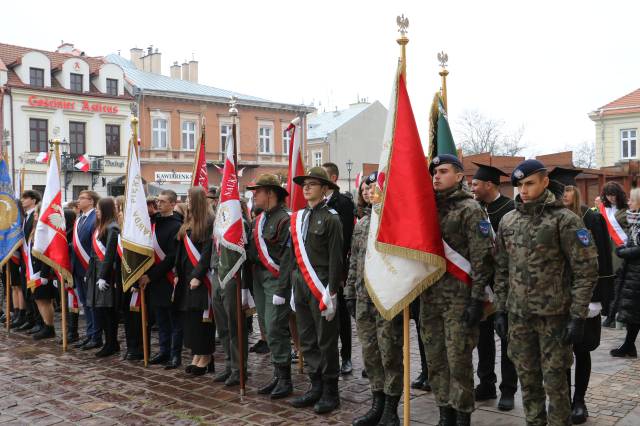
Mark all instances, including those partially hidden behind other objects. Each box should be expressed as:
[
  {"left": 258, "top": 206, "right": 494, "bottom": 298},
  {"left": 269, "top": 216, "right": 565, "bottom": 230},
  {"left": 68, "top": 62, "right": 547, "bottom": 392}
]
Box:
[{"left": 1, "top": 157, "right": 638, "bottom": 426}]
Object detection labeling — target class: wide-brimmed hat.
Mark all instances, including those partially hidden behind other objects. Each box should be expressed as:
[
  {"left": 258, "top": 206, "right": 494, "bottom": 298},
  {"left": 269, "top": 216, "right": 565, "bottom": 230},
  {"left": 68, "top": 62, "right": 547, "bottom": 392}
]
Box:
[
  {"left": 246, "top": 174, "right": 289, "bottom": 197},
  {"left": 292, "top": 167, "right": 340, "bottom": 191}
]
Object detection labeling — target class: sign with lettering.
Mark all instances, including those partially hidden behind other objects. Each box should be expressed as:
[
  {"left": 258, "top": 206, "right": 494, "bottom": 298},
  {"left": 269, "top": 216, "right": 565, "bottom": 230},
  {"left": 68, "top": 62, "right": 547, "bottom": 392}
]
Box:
[
  {"left": 155, "top": 171, "right": 192, "bottom": 183},
  {"left": 104, "top": 159, "right": 125, "bottom": 168},
  {"left": 27, "top": 96, "right": 120, "bottom": 114}
]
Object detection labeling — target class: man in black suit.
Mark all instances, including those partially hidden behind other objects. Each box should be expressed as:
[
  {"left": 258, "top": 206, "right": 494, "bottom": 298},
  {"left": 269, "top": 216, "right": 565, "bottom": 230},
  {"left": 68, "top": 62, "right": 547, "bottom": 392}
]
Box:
[{"left": 322, "top": 162, "right": 355, "bottom": 375}]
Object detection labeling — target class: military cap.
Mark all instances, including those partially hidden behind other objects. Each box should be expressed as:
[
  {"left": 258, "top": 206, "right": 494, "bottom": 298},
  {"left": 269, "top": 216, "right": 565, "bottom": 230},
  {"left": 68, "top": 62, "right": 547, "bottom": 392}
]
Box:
[
  {"left": 246, "top": 173, "right": 289, "bottom": 197},
  {"left": 548, "top": 167, "right": 582, "bottom": 188},
  {"left": 429, "top": 153, "right": 463, "bottom": 175},
  {"left": 472, "top": 162, "right": 509, "bottom": 186},
  {"left": 511, "top": 159, "right": 547, "bottom": 186},
  {"left": 365, "top": 171, "right": 378, "bottom": 185},
  {"left": 292, "top": 166, "right": 340, "bottom": 190},
  {"left": 207, "top": 186, "right": 219, "bottom": 199}
]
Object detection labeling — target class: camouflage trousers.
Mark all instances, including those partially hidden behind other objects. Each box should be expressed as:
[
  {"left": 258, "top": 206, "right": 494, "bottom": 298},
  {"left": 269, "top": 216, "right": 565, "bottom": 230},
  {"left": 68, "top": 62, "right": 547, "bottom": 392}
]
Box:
[
  {"left": 508, "top": 314, "right": 572, "bottom": 426},
  {"left": 420, "top": 300, "right": 478, "bottom": 413},
  {"left": 356, "top": 298, "right": 403, "bottom": 396}
]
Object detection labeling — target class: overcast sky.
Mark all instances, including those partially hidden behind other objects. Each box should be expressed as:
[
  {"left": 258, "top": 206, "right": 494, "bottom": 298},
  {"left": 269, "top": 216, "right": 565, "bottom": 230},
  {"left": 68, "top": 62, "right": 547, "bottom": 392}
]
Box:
[{"left": 3, "top": 0, "right": 639, "bottom": 159}]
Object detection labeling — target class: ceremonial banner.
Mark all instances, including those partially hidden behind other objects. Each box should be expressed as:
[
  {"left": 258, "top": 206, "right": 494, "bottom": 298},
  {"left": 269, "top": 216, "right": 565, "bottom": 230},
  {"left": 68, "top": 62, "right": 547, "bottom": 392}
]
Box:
[
  {"left": 365, "top": 65, "right": 446, "bottom": 320},
  {"left": 214, "top": 131, "right": 246, "bottom": 288},
  {"left": 428, "top": 93, "right": 457, "bottom": 159},
  {"left": 192, "top": 125, "right": 209, "bottom": 190},
  {"left": 0, "top": 155, "right": 23, "bottom": 268},
  {"left": 32, "top": 150, "right": 72, "bottom": 282},
  {"left": 286, "top": 119, "right": 306, "bottom": 212},
  {"left": 121, "top": 139, "right": 154, "bottom": 291}
]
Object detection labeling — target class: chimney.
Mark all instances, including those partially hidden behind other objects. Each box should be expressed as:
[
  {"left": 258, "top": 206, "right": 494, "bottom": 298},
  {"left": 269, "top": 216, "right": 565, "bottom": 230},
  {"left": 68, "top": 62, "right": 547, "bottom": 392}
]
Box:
[
  {"left": 56, "top": 42, "right": 75, "bottom": 54},
  {"left": 150, "top": 48, "right": 161, "bottom": 74},
  {"left": 130, "top": 48, "right": 143, "bottom": 70},
  {"left": 188, "top": 59, "right": 198, "bottom": 83},
  {"left": 181, "top": 62, "right": 190, "bottom": 81},
  {"left": 170, "top": 61, "right": 181, "bottom": 79}
]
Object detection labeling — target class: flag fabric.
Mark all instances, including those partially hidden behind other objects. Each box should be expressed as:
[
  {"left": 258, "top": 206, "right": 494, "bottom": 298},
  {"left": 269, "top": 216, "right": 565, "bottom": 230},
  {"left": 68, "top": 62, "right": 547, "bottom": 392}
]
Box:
[
  {"left": 364, "top": 65, "right": 446, "bottom": 320},
  {"left": 192, "top": 128, "right": 209, "bottom": 189},
  {"left": 35, "top": 152, "right": 49, "bottom": 164},
  {"left": 32, "top": 151, "right": 72, "bottom": 282},
  {"left": 428, "top": 93, "right": 458, "bottom": 159},
  {"left": 354, "top": 170, "right": 363, "bottom": 191},
  {"left": 74, "top": 155, "right": 90, "bottom": 172},
  {"left": 286, "top": 119, "right": 306, "bottom": 212},
  {"left": 121, "top": 139, "right": 154, "bottom": 292},
  {"left": 0, "top": 155, "right": 24, "bottom": 268},
  {"left": 214, "top": 130, "right": 246, "bottom": 288}
]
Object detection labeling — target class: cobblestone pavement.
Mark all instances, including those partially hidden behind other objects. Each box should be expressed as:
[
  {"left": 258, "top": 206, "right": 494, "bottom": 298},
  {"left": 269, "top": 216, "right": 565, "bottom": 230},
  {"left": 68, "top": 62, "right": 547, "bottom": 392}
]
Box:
[{"left": 0, "top": 315, "right": 639, "bottom": 425}]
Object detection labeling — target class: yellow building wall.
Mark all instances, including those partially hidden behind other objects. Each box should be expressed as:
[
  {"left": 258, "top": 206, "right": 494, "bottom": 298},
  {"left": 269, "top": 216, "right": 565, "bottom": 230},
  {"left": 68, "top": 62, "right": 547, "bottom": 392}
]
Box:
[{"left": 594, "top": 113, "right": 640, "bottom": 167}]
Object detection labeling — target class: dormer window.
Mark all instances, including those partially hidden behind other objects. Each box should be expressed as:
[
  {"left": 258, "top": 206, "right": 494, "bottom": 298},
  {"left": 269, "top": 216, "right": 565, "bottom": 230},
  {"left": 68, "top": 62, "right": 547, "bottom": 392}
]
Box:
[
  {"left": 70, "top": 73, "right": 83, "bottom": 92},
  {"left": 106, "top": 78, "right": 118, "bottom": 96},
  {"left": 30, "top": 68, "right": 44, "bottom": 87}
]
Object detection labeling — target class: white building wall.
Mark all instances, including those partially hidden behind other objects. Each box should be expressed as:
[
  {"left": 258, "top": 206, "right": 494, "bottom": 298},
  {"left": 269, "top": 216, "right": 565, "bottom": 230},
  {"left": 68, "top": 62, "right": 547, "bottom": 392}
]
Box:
[{"left": 14, "top": 51, "right": 51, "bottom": 87}]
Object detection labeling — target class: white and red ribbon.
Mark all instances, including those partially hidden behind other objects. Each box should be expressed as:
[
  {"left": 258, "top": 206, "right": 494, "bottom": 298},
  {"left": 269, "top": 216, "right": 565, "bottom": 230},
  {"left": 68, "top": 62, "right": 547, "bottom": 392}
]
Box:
[
  {"left": 117, "top": 235, "right": 123, "bottom": 259},
  {"left": 92, "top": 229, "right": 106, "bottom": 262},
  {"left": 183, "top": 234, "right": 214, "bottom": 322},
  {"left": 599, "top": 204, "right": 628, "bottom": 247},
  {"left": 67, "top": 287, "right": 79, "bottom": 313},
  {"left": 253, "top": 212, "right": 280, "bottom": 278},
  {"left": 129, "top": 289, "right": 141, "bottom": 312},
  {"left": 72, "top": 217, "right": 90, "bottom": 270},
  {"left": 152, "top": 223, "right": 177, "bottom": 285},
  {"left": 22, "top": 240, "right": 42, "bottom": 289}
]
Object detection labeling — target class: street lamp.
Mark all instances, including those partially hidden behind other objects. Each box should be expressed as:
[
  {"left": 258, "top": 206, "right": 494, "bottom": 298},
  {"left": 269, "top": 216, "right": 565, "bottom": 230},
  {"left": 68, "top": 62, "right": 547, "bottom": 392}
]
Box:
[{"left": 346, "top": 159, "right": 353, "bottom": 193}]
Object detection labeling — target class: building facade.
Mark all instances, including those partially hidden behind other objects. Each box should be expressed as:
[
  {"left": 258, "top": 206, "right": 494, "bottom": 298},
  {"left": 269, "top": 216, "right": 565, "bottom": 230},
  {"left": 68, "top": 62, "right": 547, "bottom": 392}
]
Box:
[{"left": 0, "top": 42, "right": 134, "bottom": 201}]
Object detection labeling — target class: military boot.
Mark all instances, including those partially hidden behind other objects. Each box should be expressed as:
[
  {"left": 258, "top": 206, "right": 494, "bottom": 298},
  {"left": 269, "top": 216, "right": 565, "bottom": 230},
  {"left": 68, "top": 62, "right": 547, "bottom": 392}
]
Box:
[
  {"left": 10, "top": 310, "right": 25, "bottom": 329},
  {"left": 437, "top": 405, "right": 456, "bottom": 426},
  {"left": 33, "top": 324, "right": 55, "bottom": 340},
  {"left": 314, "top": 378, "right": 340, "bottom": 414},
  {"left": 377, "top": 394, "right": 400, "bottom": 425},
  {"left": 455, "top": 411, "right": 470, "bottom": 426},
  {"left": 290, "top": 374, "right": 323, "bottom": 408},
  {"left": 271, "top": 365, "right": 293, "bottom": 399},
  {"left": 352, "top": 391, "right": 384, "bottom": 425},
  {"left": 258, "top": 368, "right": 279, "bottom": 395}
]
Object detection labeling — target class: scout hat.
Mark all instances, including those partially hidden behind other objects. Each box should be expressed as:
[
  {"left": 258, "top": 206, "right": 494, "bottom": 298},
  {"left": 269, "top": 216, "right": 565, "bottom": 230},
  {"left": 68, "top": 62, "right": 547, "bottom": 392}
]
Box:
[
  {"left": 472, "top": 162, "right": 509, "bottom": 186},
  {"left": 510, "top": 159, "right": 547, "bottom": 186},
  {"left": 292, "top": 167, "right": 340, "bottom": 191},
  {"left": 429, "top": 153, "right": 464, "bottom": 175},
  {"left": 246, "top": 173, "right": 289, "bottom": 197}
]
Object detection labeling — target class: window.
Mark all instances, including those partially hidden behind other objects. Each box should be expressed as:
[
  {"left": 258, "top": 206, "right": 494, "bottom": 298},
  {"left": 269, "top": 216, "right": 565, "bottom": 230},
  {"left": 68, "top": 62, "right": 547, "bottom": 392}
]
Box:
[
  {"left": 29, "top": 68, "right": 44, "bottom": 87},
  {"left": 282, "top": 127, "right": 291, "bottom": 156},
  {"left": 32, "top": 185, "right": 46, "bottom": 196},
  {"left": 105, "top": 125, "right": 120, "bottom": 156},
  {"left": 621, "top": 129, "right": 637, "bottom": 159},
  {"left": 182, "top": 121, "right": 196, "bottom": 150},
  {"left": 152, "top": 118, "right": 168, "bottom": 149},
  {"left": 70, "top": 73, "right": 83, "bottom": 92},
  {"left": 220, "top": 123, "right": 232, "bottom": 152},
  {"left": 313, "top": 151, "right": 322, "bottom": 167},
  {"left": 69, "top": 122, "right": 86, "bottom": 155},
  {"left": 259, "top": 126, "right": 273, "bottom": 154},
  {"left": 73, "top": 186, "right": 88, "bottom": 202},
  {"left": 106, "top": 78, "right": 118, "bottom": 96},
  {"left": 29, "top": 118, "right": 48, "bottom": 152}
]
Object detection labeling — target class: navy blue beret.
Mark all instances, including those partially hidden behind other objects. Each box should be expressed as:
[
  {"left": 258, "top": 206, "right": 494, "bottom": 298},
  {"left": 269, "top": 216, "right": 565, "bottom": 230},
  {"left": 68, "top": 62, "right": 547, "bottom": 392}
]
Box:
[
  {"left": 511, "top": 159, "right": 547, "bottom": 186},
  {"left": 365, "top": 171, "right": 378, "bottom": 185},
  {"left": 429, "top": 154, "right": 463, "bottom": 175}
]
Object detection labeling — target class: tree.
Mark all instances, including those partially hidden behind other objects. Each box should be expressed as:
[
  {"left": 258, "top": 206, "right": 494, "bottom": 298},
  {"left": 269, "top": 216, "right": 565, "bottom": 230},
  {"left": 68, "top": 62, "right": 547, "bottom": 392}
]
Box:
[
  {"left": 569, "top": 140, "right": 597, "bottom": 169},
  {"left": 456, "top": 109, "right": 525, "bottom": 156}
]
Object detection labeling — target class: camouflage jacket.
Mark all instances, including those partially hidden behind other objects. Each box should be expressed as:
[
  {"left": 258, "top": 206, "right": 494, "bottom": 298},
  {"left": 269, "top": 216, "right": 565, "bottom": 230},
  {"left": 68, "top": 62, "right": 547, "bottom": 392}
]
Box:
[
  {"left": 494, "top": 190, "right": 598, "bottom": 318},
  {"left": 423, "top": 185, "right": 493, "bottom": 304},
  {"left": 345, "top": 208, "right": 371, "bottom": 301}
]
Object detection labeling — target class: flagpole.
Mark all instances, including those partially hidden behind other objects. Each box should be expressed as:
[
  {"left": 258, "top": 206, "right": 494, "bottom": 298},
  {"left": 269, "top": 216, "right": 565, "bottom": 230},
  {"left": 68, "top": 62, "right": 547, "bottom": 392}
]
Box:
[
  {"left": 438, "top": 51, "right": 449, "bottom": 113},
  {"left": 396, "top": 15, "right": 412, "bottom": 426},
  {"left": 5, "top": 264, "right": 10, "bottom": 331},
  {"left": 229, "top": 97, "right": 246, "bottom": 397}
]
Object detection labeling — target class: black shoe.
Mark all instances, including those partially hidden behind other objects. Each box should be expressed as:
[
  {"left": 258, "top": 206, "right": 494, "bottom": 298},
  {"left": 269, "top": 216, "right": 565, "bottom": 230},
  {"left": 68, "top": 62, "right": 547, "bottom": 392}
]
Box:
[
  {"left": 610, "top": 345, "right": 637, "bottom": 358},
  {"left": 224, "top": 371, "right": 241, "bottom": 387},
  {"left": 258, "top": 370, "right": 279, "bottom": 395},
  {"left": 33, "top": 325, "right": 55, "bottom": 340},
  {"left": 185, "top": 364, "right": 196, "bottom": 374},
  {"left": 454, "top": 410, "right": 470, "bottom": 426},
  {"left": 26, "top": 323, "right": 43, "bottom": 335},
  {"left": 291, "top": 374, "right": 323, "bottom": 408},
  {"left": 362, "top": 369, "right": 368, "bottom": 378},
  {"left": 352, "top": 391, "right": 385, "bottom": 426},
  {"left": 10, "top": 311, "right": 25, "bottom": 329},
  {"left": 474, "top": 383, "right": 497, "bottom": 401},
  {"left": 128, "top": 352, "right": 144, "bottom": 361},
  {"left": 314, "top": 378, "right": 340, "bottom": 414},
  {"left": 341, "top": 359, "right": 353, "bottom": 375},
  {"left": 149, "top": 353, "right": 170, "bottom": 365},
  {"left": 81, "top": 340, "right": 103, "bottom": 351},
  {"left": 74, "top": 337, "right": 91, "bottom": 349},
  {"left": 190, "top": 365, "right": 207, "bottom": 376},
  {"left": 165, "top": 356, "right": 182, "bottom": 370},
  {"left": 571, "top": 400, "right": 588, "bottom": 424},
  {"left": 497, "top": 393, "right": 515, "bottom": 411},
  {"left": 214, "top": 369, "right": 231, "bottom": 383},
  {"left": 16, "top": 319, "right": 35, "bottom": 332},
  {"left": 438, "top": 405, "right": 456, "bottom": 426},
  {"left": 271, "top": 365, "right": 293, "bottom": 399},
  {"left": 207, "top": 359, "right": 215, "bottom": 374},
  {"left": 377, "top": 394, "right": 400, "bottom": 426},
  {"left": 95, "top": 346, "right": 117, "bottom": 357},
  {"left": 66, "top": 334, "right": 79, "bottom": 344},
  {"left": 602, "top": 316, "right": 616, "bottom": 328},
  {"left": 250, "top": 340, "right": 270, "bottom": 354}
]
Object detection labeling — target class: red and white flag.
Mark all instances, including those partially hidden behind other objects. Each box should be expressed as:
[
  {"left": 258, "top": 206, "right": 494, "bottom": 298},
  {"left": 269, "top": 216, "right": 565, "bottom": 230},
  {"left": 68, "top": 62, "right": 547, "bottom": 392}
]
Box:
[
  {"left": 74, "top": 155, "right": 90, "bottom": 172},
  {"left": 364, "top": 64, "right": 446, "bottom": 320},
  {"left": 32, "top": 152, "right": 72, "bottom": 283},
  {"left": 35, "top": 152, "right": 49, "bottom": 164},
  {"left": 286, "top": 117, "right": 306, "bottom": 212},
  {"left": 214, "top": 129, "right": 246, "bottom": 288},
  {"left": 192, "top": 126, "right": 209, "bottom": 190}
]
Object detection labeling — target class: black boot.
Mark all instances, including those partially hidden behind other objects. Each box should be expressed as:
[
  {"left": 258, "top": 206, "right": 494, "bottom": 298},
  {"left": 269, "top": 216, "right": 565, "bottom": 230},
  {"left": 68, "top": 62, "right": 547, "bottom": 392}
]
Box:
[
  {"left": 352, "top": 391, "right": 384, "bottom": 426},
  {"left": 258, "top": 368, "right": 279, "bottom": 395},
  {"left": 437, "top": 405, "right": 456, "bottom": 426},
  {"left": 291, "top": 374, "right": 323, "bottom": 408},
  {"left": 10, "top": 310, "right": 25, "bottom": 329},
  {"left": 571, "top": 399, "right": 588, "bottom": 424},
  {"left": 474, "top": 382, "right": 497, "bottom": 401},
  {"left": 377, "top": 394, "right": 400, "bottom": 426},
  {"left": 67, "top": 312, "right": 79, "bottom": 343},
  {"left": 26, "top": 323, "right": 43, "bottom": 335},
  {"left": 33, "top": 324, "right": 55, "bottom": 340},
  {"left": 314, "top": 378, "right": 340, "bottom": 414},
  {"left": 455, "top": 410, "right": 470, "bottom": 426},
  {"left": 271, "top": 365, "right": 293, "bottom": 399},
  {"left": 610, "top": 344, "right": 637, "bottom": 358}
]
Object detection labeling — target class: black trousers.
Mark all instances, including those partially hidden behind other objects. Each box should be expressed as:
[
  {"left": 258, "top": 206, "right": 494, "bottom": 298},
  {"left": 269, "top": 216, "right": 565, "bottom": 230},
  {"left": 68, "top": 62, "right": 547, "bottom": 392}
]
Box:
[
  {"left": 477, "top": 314, "right": 518, "bottom": 395},
  {"left": 95, "top": 307, "right": 119, "bottom": 351},
  {"left": 337, "top": 288, "right": 352, "bottom": 362},
  {"left": 410, "top": 298, "right": 428, "bottom": 374},
  {"left": 122, "top": 291, "right": 143, "bottom": 355}
]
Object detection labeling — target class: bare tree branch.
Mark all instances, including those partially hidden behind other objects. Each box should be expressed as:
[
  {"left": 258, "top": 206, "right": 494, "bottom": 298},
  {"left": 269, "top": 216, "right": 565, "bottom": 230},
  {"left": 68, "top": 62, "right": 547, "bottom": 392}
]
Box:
[
  {"left": 569, "top": 140, "right": 597, "bottom": 169},
  {"left": 456, "top": 109, "right": 526, "bottom": 156}
]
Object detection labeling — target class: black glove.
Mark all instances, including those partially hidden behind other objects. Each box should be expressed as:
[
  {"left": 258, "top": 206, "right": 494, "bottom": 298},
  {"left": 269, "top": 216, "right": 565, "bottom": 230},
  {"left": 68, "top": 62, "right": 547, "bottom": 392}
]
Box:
[
  {"left": 461, "top": 299, "right": 484, "bottom": 328},
  {"left": 494, "top": 311, "right": 508, "bottom": 340},
  {"left": 346, "top": 299, "right": 356, "bottom": 319},
  {"left": 561, "top": 317, "right": 585, "bottom": 345}
]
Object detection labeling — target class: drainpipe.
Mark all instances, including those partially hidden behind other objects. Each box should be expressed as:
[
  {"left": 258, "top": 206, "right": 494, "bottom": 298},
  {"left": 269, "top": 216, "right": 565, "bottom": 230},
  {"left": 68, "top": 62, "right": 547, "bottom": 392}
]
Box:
[{"left": 9, "top": 88, "right": 15, "bottom": 184}]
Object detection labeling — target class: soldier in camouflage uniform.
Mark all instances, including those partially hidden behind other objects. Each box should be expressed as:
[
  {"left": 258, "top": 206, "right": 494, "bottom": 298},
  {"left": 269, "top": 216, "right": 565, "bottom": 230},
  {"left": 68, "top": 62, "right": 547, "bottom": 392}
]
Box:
[
  {"left": 422, "top": 154, "right": 494, "bottom": 426},
  {"left": 494, "top": 159, "right": 598, "bottom": 426},
  {"left": 345, "top": 172, "right": 403, "bottom": 426}
]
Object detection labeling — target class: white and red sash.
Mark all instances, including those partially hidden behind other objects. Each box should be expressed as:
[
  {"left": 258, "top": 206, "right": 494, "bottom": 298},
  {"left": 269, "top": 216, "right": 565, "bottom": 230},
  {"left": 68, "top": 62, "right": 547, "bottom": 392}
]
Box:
[
  {"left": 129, "top": 289, "right": 141, "bottom": 312},
  {"left": 183, "top": 234, "right": 214, "bottom": 322},
  {"left": 67, "top": 287, "right": 79, "bottom": 313},
  {"left": 253, "top": 213, "right": 280, "bottom": 278},
  {"left": 22, "top": 240, "right": 42, "bottom": 289},
  {"left": 152, "top": 223, "right": 177, "bottom": 285},
  {"left": 443, "top": 239, "right": 494, "bottom": 312},
  {"left": 599, "top": 204, "right": 628, "bottom": 247},
  {"left": 72, "top": 218, "right": 90, "bottom": 270},
  {"left": 117, "top": 235, "right": 123, "bottom": 259},
  {"left": 290, "top": 210, "right": 334, "bottom": 314},
  {"left": 11, "top": 249, "right": 20, "bottom": 265},
  {"left": 92, "top": 229, "right": 106, "bottom": 262}
]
